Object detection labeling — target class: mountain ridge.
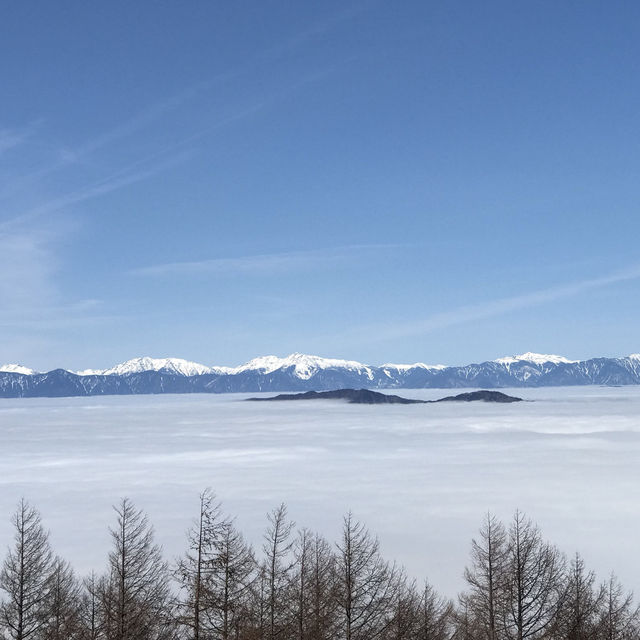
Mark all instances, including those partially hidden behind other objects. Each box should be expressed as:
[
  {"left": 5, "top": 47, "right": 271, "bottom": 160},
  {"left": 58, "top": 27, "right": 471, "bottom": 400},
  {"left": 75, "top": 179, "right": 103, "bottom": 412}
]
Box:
[{"left": 1, "top": 352, "right": 640, "bottom": 398}]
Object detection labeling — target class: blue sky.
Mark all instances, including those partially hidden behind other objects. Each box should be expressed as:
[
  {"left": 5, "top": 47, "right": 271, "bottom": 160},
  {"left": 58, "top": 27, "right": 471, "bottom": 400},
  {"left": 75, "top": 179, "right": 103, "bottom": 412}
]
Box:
[{"left": 2, "top": 1, "right": 640, "bottom": 370}]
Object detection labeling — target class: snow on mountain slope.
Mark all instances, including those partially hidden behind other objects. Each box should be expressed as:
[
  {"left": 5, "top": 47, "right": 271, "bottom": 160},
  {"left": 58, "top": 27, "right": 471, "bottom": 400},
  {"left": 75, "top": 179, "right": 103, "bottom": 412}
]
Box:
[
  {"left": 77, "top": 357, "right": 214, "bottom": 377},
  {"left": 624, "top": 354, "right": 640, "bottom": 377},
  {"left": 0, "top": 364, "right": 38, "bottom": 375},
  {"left": 381, "top": 362, "right": 446, "bottom": 372},
  {"left": 228, "top": 353, "right": 375, "bottom": 380},
  {"left": 3, "top": 351, "right": 640, "bottom": 399},
  {"left": 494, "top": 352, "right": 577, "bottom": 366},
  {"left": 11, "top": 352, "right": 640, "bottom": 382}
]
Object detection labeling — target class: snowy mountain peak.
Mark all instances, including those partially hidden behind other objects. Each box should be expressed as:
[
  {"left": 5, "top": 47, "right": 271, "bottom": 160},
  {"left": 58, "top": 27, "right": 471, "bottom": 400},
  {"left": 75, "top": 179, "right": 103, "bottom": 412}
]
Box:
[
  {"left": 381, "top": 362, "right": 447, "bottom": 372},
  {"left": 0, "top": 363, "right": 38, "bottom": 375},
  {"left": 230, "top": 353, "right": 374, "bottom": 380},
  {"left": 77, "top": 357, "right": 214, "bottom": 377},
  {"left": 494, "top": 352, "right": 576, "bottom": 366},
  {"left": 4, "top": 351, "right": 640, "bottom": 398}
]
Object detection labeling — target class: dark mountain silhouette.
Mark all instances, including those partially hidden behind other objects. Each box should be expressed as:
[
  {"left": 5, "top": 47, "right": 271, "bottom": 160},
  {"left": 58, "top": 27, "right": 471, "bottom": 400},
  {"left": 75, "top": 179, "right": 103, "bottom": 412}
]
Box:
[
  {"left": 434, "top": 390, "right": 522, "bottom": 403},
  {"left": 247, "top": 388, "right": 522, "bottom": 404},
  {"left": 248, "top": 389, "right": 424, "bottom": 404}
]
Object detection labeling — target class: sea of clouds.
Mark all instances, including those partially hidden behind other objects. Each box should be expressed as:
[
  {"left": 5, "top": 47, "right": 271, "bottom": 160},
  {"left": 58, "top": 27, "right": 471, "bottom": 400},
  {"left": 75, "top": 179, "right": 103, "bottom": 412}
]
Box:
[{"left": 1, "top": 386, "right": 639, "bottom": 597}]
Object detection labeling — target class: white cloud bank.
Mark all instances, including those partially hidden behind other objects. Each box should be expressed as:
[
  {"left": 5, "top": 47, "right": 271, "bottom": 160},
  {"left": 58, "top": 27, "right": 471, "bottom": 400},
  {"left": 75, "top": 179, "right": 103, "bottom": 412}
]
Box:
[{"left": 1, "top": 387, "right": 639, "bottom": 598}]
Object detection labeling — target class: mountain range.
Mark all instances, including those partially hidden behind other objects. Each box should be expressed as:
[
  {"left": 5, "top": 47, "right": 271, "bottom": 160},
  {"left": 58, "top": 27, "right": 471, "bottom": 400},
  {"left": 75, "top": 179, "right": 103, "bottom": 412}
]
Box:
[{"left": 1, "top": 352, "right": 640, "bottom": 399}]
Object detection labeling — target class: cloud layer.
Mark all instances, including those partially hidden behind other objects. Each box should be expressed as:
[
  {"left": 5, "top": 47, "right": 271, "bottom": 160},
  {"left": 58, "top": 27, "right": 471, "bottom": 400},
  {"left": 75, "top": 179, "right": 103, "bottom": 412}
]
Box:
[{"left": 1, "top": 387, "right": 639, "bottom": 597}]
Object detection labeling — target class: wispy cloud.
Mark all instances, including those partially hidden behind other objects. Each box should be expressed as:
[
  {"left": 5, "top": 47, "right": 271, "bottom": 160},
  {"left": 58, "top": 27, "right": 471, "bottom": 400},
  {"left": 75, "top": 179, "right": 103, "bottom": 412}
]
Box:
[
  {"left": 1, "top": 68, "right": 335, "bottom": 234},
  {"left": 0, "top": 228, "right": 58, "bottom": 311},
  {"left": 351, "top": 265, "right": 640, "bottom": 342},
  {"left": 0, "top": 121, "right": 41, "bottom": 155},
  {"left": 0, "top": 9, "right": 361, "bottom": 356},
  {"left": 0, "top": 149, "right": 193, "bottom": 232},
  {"left": 0, "top": 217, "right": 118, "bottom": 335},
  {"left": 132, "top": 244, "right": 400, "bottom": 277},
  {"left": 0, "top": 84, "right": 214, "bottom": 200},
  {"left": 258, "top": 1, "right": 371, "bottom": 63},
  {"left": 1, "top": 5, "right": 354, "bottom": 200}
]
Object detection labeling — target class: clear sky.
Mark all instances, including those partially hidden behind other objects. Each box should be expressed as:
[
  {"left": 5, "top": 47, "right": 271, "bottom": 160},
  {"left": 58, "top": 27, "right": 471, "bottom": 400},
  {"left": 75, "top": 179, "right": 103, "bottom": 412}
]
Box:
[{"left": 2, "top": 1, "right": 639, "bottom": 371}]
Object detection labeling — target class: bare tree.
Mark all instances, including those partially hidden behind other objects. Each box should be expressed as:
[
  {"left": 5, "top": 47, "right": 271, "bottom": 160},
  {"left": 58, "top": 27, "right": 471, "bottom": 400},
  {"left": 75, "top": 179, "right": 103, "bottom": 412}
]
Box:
[
  {"left": 452, "top": 596, "right": 477, "bottom": 640},
  {"left": 253, "top": 564, "right": 269, "bottom": 640},
  {"left": 3, "top": 495, "right": 640, "bottom": 640},
  {"left": 308, "top": 534, "right": 338, "bottom": 640},
  {"left": 335, "top": 513, "right": 402, "bottom": 640},
  {"left": 501, "top": 511, "right": 565, "bottom": 640},
  {"left": 292, "top": 529, "right": 312, "bottom": 640},
  {"left": 207, "top": 519, "right": 257, "bottom": 640},
  {"left": 262, "top": 504, "right": 295, "bottom": 640},
  {"left": 41, "top": 557, "right": 82, "bottom": 640},
  {"left": 386, "top": 578, "right": 418, "bottom": 640},
  {"left": 555, "top": 553, "right": 604, "bottom": 640},
  {"left": 596, "top": 574, "right": 640, "bottom": 640},
  {"left": 291, "top": 532, "right": 337, "bottom": 640},
  {"left": 102, "top": 498, "right": 172, "bottom": 640},
  {"left": 291, "top": 529, "right": 341, "bottom": 640},
  {"left": 78, "top": 572, "right": 104, "bottom": 640},
  {"left": 416, "top": 580, "right": 453, "bottom": 640},
  {"left": 174, "top": 489, "right": 225, "bottom": 640},
  {"left": 0, "top": 499, "right": 54, "bottom": 640},
  {"left": 463, "top": 513, "right": 507, "bottom": 640}
]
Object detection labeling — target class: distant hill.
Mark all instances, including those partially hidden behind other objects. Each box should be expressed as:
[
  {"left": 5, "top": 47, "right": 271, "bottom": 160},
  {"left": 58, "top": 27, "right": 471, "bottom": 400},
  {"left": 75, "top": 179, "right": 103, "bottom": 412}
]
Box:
[
  {"left": 434, "top": 390, "right": 522, "bottom": 403},
  {"left": 248, "top": 389, "right": 523, "bottom": 404},
  {"left": 0, "top": 352, "right": 638, "bottom": 398},
  {"left": 247, "top": 389, "right": 424, "bottom": 404}
]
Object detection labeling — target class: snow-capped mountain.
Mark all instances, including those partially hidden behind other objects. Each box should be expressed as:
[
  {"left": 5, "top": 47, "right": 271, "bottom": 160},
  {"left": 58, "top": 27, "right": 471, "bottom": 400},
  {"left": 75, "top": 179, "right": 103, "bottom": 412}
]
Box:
[
  {"left": 494, "top": 352, "right": 577, "bottom": 366},
  {"left": 77, "top": 357, "right": 215, "bottom": 377},
  {"left": 1, "top": 352, "right": 640, "bottom": 398},
  {"left": 380, "top": 362, "right": 447, "bottom": 372},
  {"left": 0, "top": 364, "right": 38, "bottom": 375},
  {"left": 227, "top": 353, "right": 375, "bottom": 380}
]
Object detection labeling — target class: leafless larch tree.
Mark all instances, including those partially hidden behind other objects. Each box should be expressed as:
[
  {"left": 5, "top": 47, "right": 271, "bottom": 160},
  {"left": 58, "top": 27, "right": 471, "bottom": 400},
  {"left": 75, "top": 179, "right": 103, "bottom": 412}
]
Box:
[{"left": 0, "top": 497, "right": 637, "bottom": 640}]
